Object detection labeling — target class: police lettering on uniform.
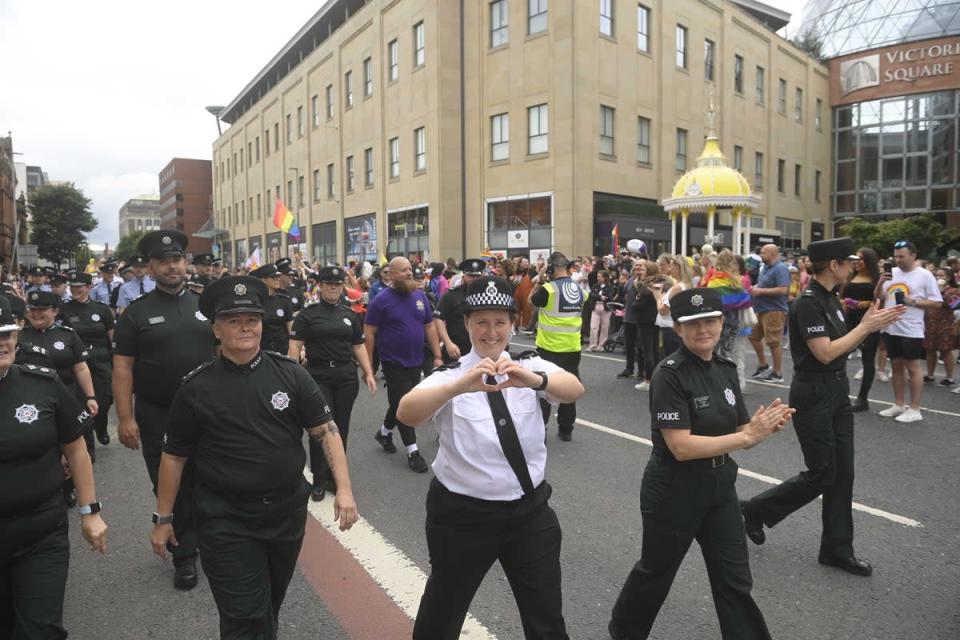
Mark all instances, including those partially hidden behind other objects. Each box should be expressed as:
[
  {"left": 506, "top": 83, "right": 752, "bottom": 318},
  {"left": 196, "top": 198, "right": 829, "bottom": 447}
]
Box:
[
  {"left": 250, "top": 263, "right": 294, "bottom": 355},
  {"left": 112, "top": 229, "right": 216, "bottom": 590},
  {"left": 608, "top": 288, "right": 795, "bottom": 640},
  {"left": 436, "top": 259, "right": 484, "bottom": 362},
  {"left": 740, "top": 238, "right": 903, "bottom": 577},
  {"left": 150, "top": 275, "right": 358, "bottom": 639},
  {"left": 60, "top": 272, "right": 115, "bottom": 449},
  {"left": 397, "top": 276, "right": 584, "bottom": 639},
  {"left": 288, "top": 266, "right": 377, "bottom": 501},
  {"left": 0, "top": 295, "right": 107, "bottom": 639}
]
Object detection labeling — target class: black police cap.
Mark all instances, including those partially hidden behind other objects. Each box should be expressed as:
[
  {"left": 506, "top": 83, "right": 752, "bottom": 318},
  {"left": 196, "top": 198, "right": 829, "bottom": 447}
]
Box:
[
  {"left": 463, "top": 276, "right": 516, "bottom": 313},
  {"left": 26, "top": 290, "right": 61, "bottom": 309},
  {"left": 670, "top": 288, "right": 723, "bottom": 324},
  {"left": 128, "top": 255, "right": 148, "bottom": 267},
  {"left": 192, "top": 253, "right": 215, "bottom": 266},
  {"left": 138, "top": 230, "right": 188, "bottom": 259},
  {"left": 69, "top": 273, "right": 93, "bottom": 286},
  {"left": 807, "top": 237, "right": 858, "bottom": 263},
  {"left": 318, "top": 266, "right": 346, "bottom": 283},
  {"left": 99, "top": 261, "right": 117, "bottom": 273},
  {"left": 250, "top": 264, "right": 280, "bottom": 279},
  {"left": 42, "top": 266, "right": 58, "bottom": 276},
  {"left": 49, "top": 273, "right": 68, "bottom": 286},
  {"left": 119, "top": 264, "right": 133, "bottom": 275},
  {"left": 413, "top": 266, "right": 425, "bottom": 280},
  {"left": 198, "top": 276, "right": 268, "bottom": 320},
  {"left": 275, "top": 258, "right": 293, "bottom": 274},
  {"left": 0, "top": 296, "right": 18, "bottom": 333},
  {"left": 459, "top": 259, "right": 485, "bottom": 275},
  {"left": 28, "top": 266, "right": 44, "bottom": 277},
  {"left": 187, "top": 273, "right": 209, "bottom": 288}
]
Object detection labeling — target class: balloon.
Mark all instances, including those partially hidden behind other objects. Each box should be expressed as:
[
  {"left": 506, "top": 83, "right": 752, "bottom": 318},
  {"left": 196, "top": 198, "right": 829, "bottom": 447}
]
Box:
[{"left": 626, "top": 239, "right": 647, "bottom": 255}]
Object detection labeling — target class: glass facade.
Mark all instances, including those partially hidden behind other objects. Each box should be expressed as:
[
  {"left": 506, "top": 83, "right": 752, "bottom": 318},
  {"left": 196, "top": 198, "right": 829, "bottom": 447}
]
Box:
[
  {"left": 387, "top": 207, "right": 429, "bottom": 261},
  {"left": 793, "top": 1, "right": 960, "bottom": 58},
  {"left": 487, "top": 195, "right": 553, "bottom": 258}
]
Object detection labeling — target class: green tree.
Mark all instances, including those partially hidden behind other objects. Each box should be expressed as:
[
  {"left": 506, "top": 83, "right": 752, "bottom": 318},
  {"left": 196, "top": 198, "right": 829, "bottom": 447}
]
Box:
[
  {"left": 792, "top": 28, "right": 825, "bottom": 63},
  {"left": 28, "top": 183, "right": 98, "bottom": 269},
  {"left": 840, "top": 214, "right": 960, "bottom": 259},
  {"left": 113, "top": 230, "right": 147, "bottom": 261}
]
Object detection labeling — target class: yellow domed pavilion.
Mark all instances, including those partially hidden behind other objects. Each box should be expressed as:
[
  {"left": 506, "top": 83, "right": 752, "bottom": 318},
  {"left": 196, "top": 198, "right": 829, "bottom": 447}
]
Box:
[{"left": 662, "top": 102, "right": 760, "bottom": 256}]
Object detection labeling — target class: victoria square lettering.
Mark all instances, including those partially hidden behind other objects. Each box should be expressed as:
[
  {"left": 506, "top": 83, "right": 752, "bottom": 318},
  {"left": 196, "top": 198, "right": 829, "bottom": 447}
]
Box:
[{"left": 883, "top": 42, "right": 959, "bottom": 82}]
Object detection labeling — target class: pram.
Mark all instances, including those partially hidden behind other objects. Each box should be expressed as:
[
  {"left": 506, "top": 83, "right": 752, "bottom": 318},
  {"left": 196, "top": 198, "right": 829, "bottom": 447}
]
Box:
[{"left": 602, "top": 302, "right": 625, "bottom": 353}]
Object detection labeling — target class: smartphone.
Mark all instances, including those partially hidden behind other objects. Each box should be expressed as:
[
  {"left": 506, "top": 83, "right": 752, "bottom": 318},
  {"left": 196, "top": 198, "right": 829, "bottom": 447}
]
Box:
[
  {"left": 883, "top": 261, "right": 893, "bottom": 275},
  {"left": 894, "top": 290, "right": 905, "bottom": 306}
]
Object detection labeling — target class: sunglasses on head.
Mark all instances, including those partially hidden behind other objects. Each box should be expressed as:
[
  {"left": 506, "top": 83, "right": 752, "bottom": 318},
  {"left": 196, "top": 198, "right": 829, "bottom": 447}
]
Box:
[{"left": 894, "top": 240, "right": 909, "bottom": 248}]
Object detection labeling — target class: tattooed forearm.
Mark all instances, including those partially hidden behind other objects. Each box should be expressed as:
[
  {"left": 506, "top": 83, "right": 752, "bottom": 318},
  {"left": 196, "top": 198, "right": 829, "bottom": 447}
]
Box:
[{"left": 308, "top": 421, "right": 339, "bottom": 443}]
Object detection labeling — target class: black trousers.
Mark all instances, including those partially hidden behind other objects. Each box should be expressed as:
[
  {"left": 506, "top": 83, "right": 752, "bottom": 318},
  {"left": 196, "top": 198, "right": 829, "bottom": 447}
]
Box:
[
  {"left": 610, "top": 456, "right": 770, "bottom": 640},
  {"left": 381, "top": 361, "right": 421, "bottom": 447},
  {"left": 621, "top": 322, "right": 643, "bottom": 374},
  {"left": 88, "top": 346, "right": 113, "bottom": 442},
  {"left": 135, "top": 397, "right": 199, "bottom": 564},
  {"left": 414, "top": 480, "right": 568, "bottom": 640},
  {"left": 635, "top": 325, "right": 659, "bottom": 381},
  {"left": 0, "top": 505, "right": 69, "bottom": 640},
  {"left": 536, "top": 349, "right": 580, "bottom": 434},
  {"left": 195, "top": 484, "right": 308, "bottom": 640},
  {"left": 308, "top": 365, "right": 359, "bottom": 490},
  {"left": 856, "top": 332, "right": 880, "bottom": 401},
  {"left": 742, "top": 374, "right": 855, "bottom": 559},
  {"left": 660, "top": 326, "right": 682, "bottom": 360}
]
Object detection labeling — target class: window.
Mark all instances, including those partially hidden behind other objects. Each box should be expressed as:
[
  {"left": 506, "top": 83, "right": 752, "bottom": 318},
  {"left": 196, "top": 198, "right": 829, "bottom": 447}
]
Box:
[
  {"left": 777, "top": 158, "right": 785, "bottom": 192},
  {"left": 733, "top": 145, "right": 743, "bottom": 172},
  {"left": 326, "top": 85, "right": 334, "bottom": 119},
  {"left": 286, "top": 114, "right": 292, "bottom": 143},
  {"left": 240, "top": 149, "right": 245, "bottom": 171},
  {"left": 414, "top": 127, "right": 427, "bottom": 171},
  {"left": 794, "top": 164, "right": 801, "bottom": 196},
  {"left": 491, "top": 113, "right": 509, "bottom": 161},
  {"left": 675, "top": 128, "right": 687, "bottom": 171},
  {"left": 734, "top": 55, "right": 744, "bottom": 93},
  {"left": 815, "top": 169, "right": 822, "bottom": 202},
  {"left": 313, "top": 169, "right": 321, "bottom": 201},
  {"left": 600, "top": 105, "right": 615, "bottom": 156},
  {"left": 755, "top": 152, "right": 764, "bottom": 189},
  {"left": 346, "top": 155, "right": 355, "bottom": 192},
  {"left": 491, "top": 0, "right": 508, "bottom": 48},
  {"left": 388, "top": 206, "right": 430, "bottom": 260},
  {"left": 298, "top": 175, "right": 305, "bottom": 208},
  {"left": 676, "top": 25, "right": 687, "bottom": 69},
  {"left": 815, "top": 98, "right": 823, "bottom": 131},
  {"left": 274, "top": 123, "right": 279, "bottom": 151},
  {"left": 637, "top": 116, "right": 651, "bottom": 164},
  {"left": 389, "top": 137, "right": 400, "bottom": 177},
  {"left": 528, "top": 103, "right": 549, "bottom": 154},
  {"left": 363, "top": 57, "right": 373, "bottom": 97},
  {"left": 600, "top": 0, "right": 614, "bottom": 36},
  {"left": 255, "top": 136, "right": 260, "bottom": 162},
  {"left": 267, "top": 189, "right": 271, "bottom": 210},
  {"left": 297, "top": 106, "right": 304, "bottom": 137},
  {"left": 755, "top": 66, "right": 765, "bottom": 105},
  {"left": 327, "top": 164, "right": 335, "bottom": 198},
  {"left": 311, "top": 221, "right": 337, "bottom": 266},
  {"left": 311, "top": 95, "right": 319, "bottom": 127},
  {"left": 795, "top": 88, "right": 803, "bottom": 122},
  {"left": 637, "top": 4, "right": 650, "bottom": 52},
  {"left": 247, "top": 142, "right": 252, "bottom": 167},
  {"left": 778, "top": 78, "right": 786, "bottom": 114},
  {"left": 364, "top": 148, "right": 374, "bottom": 186},
  {"left": 704, "top": 40, "right": 715, "bottom": 82},
  {"left": 256, "top": 194, "right": 261, "bottom": 218},
  {"left": 529, "top": 0, "right": 547, "bottom": 35},
  {"left": 776, "top": 218, "right": 803, "bottom": 251},
  {"left": 345, "top": 71, "right": 353, "bottom": 108},
  {"left": 286, "top": 180, "right": 293, "bottom": 206},
  {"left": 486, "top": 196, "right": 552, "bottom": 253},
  {"left": 388, "top": 40, "right": 399, "bottom": 81},
  {"left": 414, "top": 21, "right": 425, "bottom": 66},
  {"left": 232, "top": 153, "right": 236, "bottom": 176},
  {"left": 265, "top": 130, "right": 270, "bottom": 156}
]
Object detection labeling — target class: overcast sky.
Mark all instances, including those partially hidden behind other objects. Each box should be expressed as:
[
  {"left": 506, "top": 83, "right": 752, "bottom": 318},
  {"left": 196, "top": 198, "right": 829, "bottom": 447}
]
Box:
[{"left": 0, "top": 0, "right": 807, "bottom": 250}]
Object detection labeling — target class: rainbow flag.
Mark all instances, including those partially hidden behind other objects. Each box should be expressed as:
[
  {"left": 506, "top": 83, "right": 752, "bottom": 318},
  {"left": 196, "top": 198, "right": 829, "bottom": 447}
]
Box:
[
  {"left": 611, "top": 224, "right": 620, "bottom": 255},
  {"left": 273, "top": 198, "right": 301, "bottom": 239},
  {"left": 706, "top": 270, "right": 752, "bottom": 311}
]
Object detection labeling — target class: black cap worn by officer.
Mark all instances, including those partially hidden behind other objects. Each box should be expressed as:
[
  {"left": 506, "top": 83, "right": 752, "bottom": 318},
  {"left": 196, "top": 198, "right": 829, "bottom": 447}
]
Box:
[
  {"left": 317, "top": 266, "right": 346, "bottom": 283},
  {"left": 186, "top": 273, "right": 208, "bottom": 292},
  {"left": 437, "top": 259, "right": 486, "bottom": 362},
  {"left": 198, "top": 276, "right": 269, "bottom": 320},
  {"left": 26, "top": 290, "right": 61, "bottom": 309},
  {"left": 670, "top": 287, "right": 724, "bottom": 324},
  {"left": 192, "top": 253, "right": 215, "bottom": 266},
  {"left": 99, "top": 261, "right": 117, "bottom": 274},
  {"left": 128, "top": 255, "right": 149, "bottom": 267},
  {"left": 140, "top": 229, "right": 188, "bottom": 259},
  {"left": 249, "top": 264, "right": 279, "bottom": 279},
  {"left": 69, "top": 273, "right": 93, "bottom": 287},
  {"left": 459, "top": 259, "right": 485, "bottom": 276},
  {"left": 249, "top": 264, "right": 293, "bottom": 354}
]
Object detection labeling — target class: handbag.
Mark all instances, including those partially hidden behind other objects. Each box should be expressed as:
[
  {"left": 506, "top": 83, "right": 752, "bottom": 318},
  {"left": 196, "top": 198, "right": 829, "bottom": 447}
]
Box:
[{"left": 739, "top": 305, "right": 758, "bottom": 329}]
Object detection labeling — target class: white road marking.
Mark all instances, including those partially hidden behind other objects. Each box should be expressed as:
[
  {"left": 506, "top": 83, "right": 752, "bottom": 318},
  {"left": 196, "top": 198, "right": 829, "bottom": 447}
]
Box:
[
  {"left": 302, "top": 469, "right": 497, "bottom": 639},
  {"left": 573, "top": 418, "right": 923, "bottom": 528}
]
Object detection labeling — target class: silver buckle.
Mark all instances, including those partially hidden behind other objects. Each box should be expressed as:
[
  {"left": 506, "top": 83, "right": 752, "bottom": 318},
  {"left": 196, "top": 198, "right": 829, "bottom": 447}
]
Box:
[
  {"left": 712, "top": 455, "right": 725, "bottom": 468},
  {"left": 262, "top": 496, "right": 274, "bottom": 505}
]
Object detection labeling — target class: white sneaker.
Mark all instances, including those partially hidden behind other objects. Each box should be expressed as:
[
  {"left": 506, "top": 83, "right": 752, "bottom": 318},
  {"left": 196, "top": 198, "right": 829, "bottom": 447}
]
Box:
[
  {"left": 854, "top": 368, "right": 864, "bottom": 380},
  {"left": 877, "top": 370, "right": 890, "bottom": 382},
  {"left": 952, "top": 385, "right": 960, "bottom": 394},
  {"left": 878, "top": 404, "right": 905, "bottom": 418},
  {"left": 634, "top": 381, "right": 650, "bottom": 391},
  {"left": 895, "top": 408, "right": 924, "bottom": 423}
]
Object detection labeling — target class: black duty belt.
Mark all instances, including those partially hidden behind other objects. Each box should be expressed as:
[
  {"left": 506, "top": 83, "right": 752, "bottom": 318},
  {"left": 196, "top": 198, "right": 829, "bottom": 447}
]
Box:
[
  {"left": 654, "top": 450, "right": 730, "bottom": 470},
  {"left": 308, "top": 359, "right": 354, "bottom": 368},
  {"left": 206, "top": 483, "right": 300, "bottom": 505},
  {"left": 794, "top": 370, "right": 847, "bottom": 382}
]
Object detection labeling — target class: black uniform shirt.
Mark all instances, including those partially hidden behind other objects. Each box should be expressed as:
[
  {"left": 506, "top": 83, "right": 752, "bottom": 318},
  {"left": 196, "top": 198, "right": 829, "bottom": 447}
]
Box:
[
  {"left": 0, "top": 366, "right": 86, "bottom": 516},
  {"left": 0, "top": 291, "right": 26, "bottom": 322},
  {"left": 649, "top": 346, "right": 750, "bottom": 461},
  {"left": 113, "top": 287, "right": 216, "bottom": 406},
  {"left": 261, "top": 292, "right": 293, "bottom": 352},
  {"left": 790, "top": 279, "right": 849, "bottom": 373},
  {"left": 290, "top": 300, "right": 363, "bottom": 374},
  {"left": 438, "top": 286, "right": 471, "bottom": 355},
  {"left": 16, "top": 323, "right": 88, "bottom": 388},
  {"left": 60, "top": 299, "right": 114, "bottom": 348},
  {"left": 163, "top": 351, "right": 333, "bottom": 493},
  {"left": 285, "top": 283, "right": 305, "bottom": 312}
]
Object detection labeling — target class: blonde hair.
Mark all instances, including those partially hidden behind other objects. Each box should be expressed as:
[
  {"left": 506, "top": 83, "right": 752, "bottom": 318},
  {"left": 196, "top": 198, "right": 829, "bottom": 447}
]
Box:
[{"left": 715, "top": 249, "right": 740, "bottom": 276}]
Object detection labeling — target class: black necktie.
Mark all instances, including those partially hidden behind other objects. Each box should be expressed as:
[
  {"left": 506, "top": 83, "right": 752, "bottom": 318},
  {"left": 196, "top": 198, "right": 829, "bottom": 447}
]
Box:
[
  {"left": 484, "top": 375, "right": 535, "bottom": 496},
  {"left": 139, "top": 279, "right": 145, "bottom": 295}
]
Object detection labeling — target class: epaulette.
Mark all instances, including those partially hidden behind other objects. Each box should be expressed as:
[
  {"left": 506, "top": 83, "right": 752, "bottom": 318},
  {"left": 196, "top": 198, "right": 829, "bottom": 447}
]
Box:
[
  {"left": 125, "top": 292, "right": 150, "bottom": 307},
  {"left": 714, "top": 354, "right": 737, "bottom": 368},
  {"left": 275, "top": 291, "right": 292, "bottom": 299},
  {"left": 263, "top": 350, "right": 298, "bottom": 363},
  {"left": 801, "top": 288, "right": 815, "bottom": 297},
  {"left": 512, "top": 350, "right": 538, "bottom": 361},
  {"left": 181, "top": 360, "right": 215, "bottom": 384},
  {"left": 431, "top": 361, "right": 461, "bottom": 373},
  {"left": 57, "top": 324, "right": 76, "bottom": 333},
  {"left": 660, "top": 352, "right": 687, "bottom": 369},
  {"left": 18, "top": 363, "right": 57, "bottom": 378}
]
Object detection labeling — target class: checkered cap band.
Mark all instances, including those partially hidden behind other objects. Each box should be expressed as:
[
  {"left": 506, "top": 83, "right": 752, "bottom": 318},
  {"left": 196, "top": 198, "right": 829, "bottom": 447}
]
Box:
[{"left": 464, "top": 290, "right": 515, "bottom": 310}]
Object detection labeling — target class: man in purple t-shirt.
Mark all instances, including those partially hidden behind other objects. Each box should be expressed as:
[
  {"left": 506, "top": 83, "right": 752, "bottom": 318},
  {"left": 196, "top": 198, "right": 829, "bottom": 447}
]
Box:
[{"left": 364, "top": 257, "right": 443, "bottom": 472}]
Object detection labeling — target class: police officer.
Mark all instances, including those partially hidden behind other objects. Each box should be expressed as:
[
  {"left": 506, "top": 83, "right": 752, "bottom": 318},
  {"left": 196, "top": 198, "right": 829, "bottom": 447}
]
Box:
[
  {"left": 397, "top": 276, "right": 585, "bottom": 639},
  {"left": 288, "top": 266, "right": 377, "bottom": 501},
  {"left": 275, "top": 257, "right": 305, "bottom": 312},
  {"left": 49, "top": 273, "right": 71, "bottom": 303},
  {"left": 61, "top": 272, "right": 115, "bottom": 447},
  {"left": 0, "top": 282, "right": 26, "bottom": 323},
  {"left": 111, "top": 264, "right": 133, "bottom": 309},
  {"left": 250, "top": 263, "right": 294, "bottom": 354},
  {"left": 436, "top": 259, "right": 484, "bottom": 363},
  {"left": 150, "top": 275, "right": 358, "bottom": 638},
  {"left": 211, "top": 257, "right": 226, "bottom": 279},
  {"left": 0, "top": 296, "right": 108, "bottom": 639},
  {"left": 192, "top": 253, "right": 215, "bottom": 283},
  {"left": 113, "top": 229, "right": 216, "bottom": 590},
  {"left": 116, "top": 255, "right": 155, "bottom": 311},
  {"left": 90, "top": 260, "right": 121, "bottom": 306},
  {"left": 415, "top": 265, "right": 441, "bottom": 377},
  {"left": 608, "top": 288, "right": 795, "bottom": 640},
  {"left": 740, "top": 238, "right": 904, "bottom": 577},
  {"left": 24, "top": 266, "right": 51, "bottom": 294},
  {"left": 529, "top": 252, "right": 588, "bottom": 441}
]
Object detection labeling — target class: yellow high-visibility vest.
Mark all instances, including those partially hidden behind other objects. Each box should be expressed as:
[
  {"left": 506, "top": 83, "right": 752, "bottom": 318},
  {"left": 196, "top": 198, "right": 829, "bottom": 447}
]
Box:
[{"left": 536, "top": 278, "right": 587, "bottom": 353}]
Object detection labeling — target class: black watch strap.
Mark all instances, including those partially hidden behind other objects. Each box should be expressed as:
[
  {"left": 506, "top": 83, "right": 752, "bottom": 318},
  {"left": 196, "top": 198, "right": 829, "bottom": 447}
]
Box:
[
  {"left": 533, "top": 371, "right": 549, "bottom": 391},
  {"left": 152, "top": 512, "right": 174, "bottom": 525},
  {"left": 78, "top": 501, "right": 101, "bottom": 515}
]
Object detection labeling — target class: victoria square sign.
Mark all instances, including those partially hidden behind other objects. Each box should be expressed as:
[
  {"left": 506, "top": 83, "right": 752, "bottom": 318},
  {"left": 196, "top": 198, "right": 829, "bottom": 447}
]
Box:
[{"left": 831, "top": 35, "right": 960, "bottom": 106}]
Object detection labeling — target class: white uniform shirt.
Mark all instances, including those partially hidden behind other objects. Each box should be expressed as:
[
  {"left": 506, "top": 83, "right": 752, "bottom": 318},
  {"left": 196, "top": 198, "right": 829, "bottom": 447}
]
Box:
[
  {"left": 414, "top": 349, "right": 561, "bottom": 501},
  {"left": 882, "top": 266, "right": 942, "bottom": 339}
]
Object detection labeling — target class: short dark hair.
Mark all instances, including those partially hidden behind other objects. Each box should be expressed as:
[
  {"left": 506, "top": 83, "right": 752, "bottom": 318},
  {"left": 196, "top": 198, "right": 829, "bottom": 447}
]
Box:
[
  {"left": 809, "top": 260, "right": 833, "bottom": 275},
  {"left": 893, "top": 240, "right": 917, "bottom": 256}
]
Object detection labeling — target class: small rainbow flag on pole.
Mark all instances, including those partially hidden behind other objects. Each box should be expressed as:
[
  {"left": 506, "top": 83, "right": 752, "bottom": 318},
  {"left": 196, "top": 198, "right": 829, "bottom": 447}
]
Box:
[{"left": 273, "top": 198, "right": 301, "bottom": 240}]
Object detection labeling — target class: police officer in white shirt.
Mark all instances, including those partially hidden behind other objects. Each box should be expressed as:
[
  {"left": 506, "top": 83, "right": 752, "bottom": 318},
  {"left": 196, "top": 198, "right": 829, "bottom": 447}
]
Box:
[{"left": 398, "top": 275, "right": 584, "bottom": 640}]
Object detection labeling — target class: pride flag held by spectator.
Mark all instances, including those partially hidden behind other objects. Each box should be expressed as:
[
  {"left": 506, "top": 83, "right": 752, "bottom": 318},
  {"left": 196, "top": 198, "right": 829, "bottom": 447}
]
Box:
[
  {"left": 706, "top": 270, "right": 752, "bottom": 311},
  {"left": 273, "top": 198, "right": 301, "bottom": 239}
]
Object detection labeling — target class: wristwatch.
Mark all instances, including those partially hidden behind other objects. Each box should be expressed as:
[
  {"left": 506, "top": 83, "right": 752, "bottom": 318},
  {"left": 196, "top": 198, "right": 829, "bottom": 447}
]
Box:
[
  {"left": 152, "top": 512, "right": 174, "bottom": 525},
  {"left": 533, "top": 371, "right": 549, "bottom": 391},
  {"left": 78, "top": 501, "right": 102, "bottom": 515}
]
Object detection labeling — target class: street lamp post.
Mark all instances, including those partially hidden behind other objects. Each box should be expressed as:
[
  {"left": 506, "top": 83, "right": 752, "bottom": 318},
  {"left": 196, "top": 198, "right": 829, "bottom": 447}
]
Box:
[{"left": 205, "top": 106, "right": 225, "bottom": 136}]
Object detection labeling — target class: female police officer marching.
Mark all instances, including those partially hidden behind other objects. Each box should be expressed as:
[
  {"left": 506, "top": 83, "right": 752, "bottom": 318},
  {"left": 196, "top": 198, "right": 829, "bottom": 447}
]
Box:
[
  {"left": 287, "top": 266, "right": 377, "bottom": 502},
  {"left": 150, "top": 276, "right": 358, "bottom": 640},
  {"left": 397, "top": 276, "right": 585, "bottom": 640},
  {"left": 608, "top": 287, "right": 795, "bottom": 640},
  {"left": 0, "top": 295, "right": 108, "bottom": 639},
  {"left": 249, "top": 263, "right": 294, "bottom": 355}
]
